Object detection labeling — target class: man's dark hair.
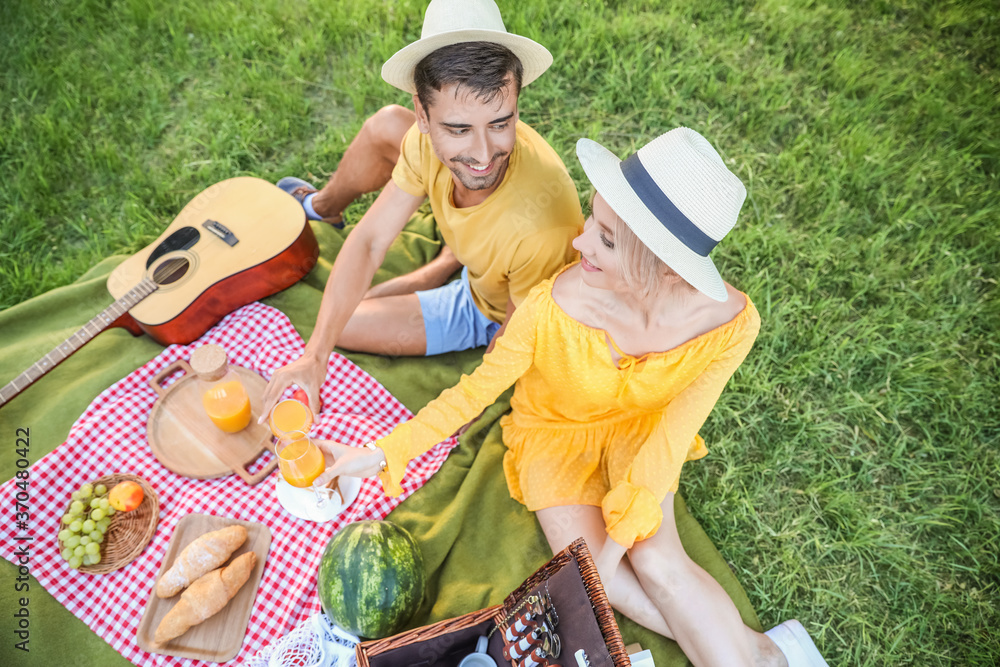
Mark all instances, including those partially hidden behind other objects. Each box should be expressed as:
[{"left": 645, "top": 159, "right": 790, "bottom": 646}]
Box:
[{"left": 413, "top": 41, "right": 524, "bottom": 114}]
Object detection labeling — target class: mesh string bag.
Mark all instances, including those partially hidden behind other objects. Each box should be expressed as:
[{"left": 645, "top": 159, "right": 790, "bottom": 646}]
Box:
[{"left": 246, "top": 613, "right": 359, "bottom": 667}]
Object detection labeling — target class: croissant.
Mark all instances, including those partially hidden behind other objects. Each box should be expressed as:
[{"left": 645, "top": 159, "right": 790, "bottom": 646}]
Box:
[
  {"left": 156, "top": 525, "right": 247, "bottom": 598},
  {"left": 153, "top": 551, "right": 257, "bottom": 645}
]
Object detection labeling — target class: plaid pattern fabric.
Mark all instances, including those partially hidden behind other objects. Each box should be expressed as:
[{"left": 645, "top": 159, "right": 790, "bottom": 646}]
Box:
[{"left": 0, "top": 302, "right": 458, "bottom": 665}]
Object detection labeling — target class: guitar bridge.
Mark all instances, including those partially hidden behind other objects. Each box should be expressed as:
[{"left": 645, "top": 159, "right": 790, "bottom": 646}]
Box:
[{"left": 203, "top": 220, "right": 239, "bottom": 246}]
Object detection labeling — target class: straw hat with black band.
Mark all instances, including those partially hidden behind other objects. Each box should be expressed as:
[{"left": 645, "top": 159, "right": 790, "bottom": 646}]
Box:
[
  {"left": 381, "top": 0, "right": 553, "bottom": 94},
  {"left": 576, "top": 128, "right": 748, "bottom": 302}
]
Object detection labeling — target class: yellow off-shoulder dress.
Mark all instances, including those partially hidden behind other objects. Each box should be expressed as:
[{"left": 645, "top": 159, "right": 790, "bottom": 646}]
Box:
[{"left": 376, "top": 263, "right": 760, "bottom": 548}]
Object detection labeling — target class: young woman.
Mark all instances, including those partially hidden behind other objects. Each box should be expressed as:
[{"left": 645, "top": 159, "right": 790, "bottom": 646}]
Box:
[{"left": 318, "top": 128, "right": 827, "bottom": 667}]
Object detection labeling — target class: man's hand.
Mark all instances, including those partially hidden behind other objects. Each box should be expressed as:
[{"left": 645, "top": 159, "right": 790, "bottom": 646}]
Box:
[
  {"left": 363, "top": 245, "right": 462, "bottom": 300},
  {"left": 259, "top": 352, "right": 326, "bottom": 422},
  {"left": 313, "top": 441, "right": 386, "bottom": 486}
]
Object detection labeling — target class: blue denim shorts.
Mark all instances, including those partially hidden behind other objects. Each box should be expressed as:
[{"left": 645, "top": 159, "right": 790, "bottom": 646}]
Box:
[{"left": 416, "top": 267, "right": 501, "bottom": 356}]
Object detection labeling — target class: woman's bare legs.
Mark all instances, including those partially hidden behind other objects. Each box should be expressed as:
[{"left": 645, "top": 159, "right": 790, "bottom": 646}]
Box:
[
  {"left": 534, "top": 498, "right": 787, "bottom": 667},
  {"left": 535, "top": 504, "right": 676, "bottom": 637},
  {"left": 628, "top": 493, "right": 786, "bottom": 666}
]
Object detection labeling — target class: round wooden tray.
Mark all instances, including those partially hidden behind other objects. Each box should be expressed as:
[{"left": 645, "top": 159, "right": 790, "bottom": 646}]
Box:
[
  {"left": 146, "top": 360, "right": 277, "bottom": 485},
  {"left": 60, "top": 474, "right": 160, "bottom": 575}
]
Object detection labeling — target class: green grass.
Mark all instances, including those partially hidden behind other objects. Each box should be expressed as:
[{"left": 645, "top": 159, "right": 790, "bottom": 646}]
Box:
[{"left": 2, "top": 0, "right": 998, "bottom": 664}]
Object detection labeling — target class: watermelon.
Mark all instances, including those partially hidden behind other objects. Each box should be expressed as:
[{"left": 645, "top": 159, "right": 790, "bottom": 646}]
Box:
[{"left": 318, "top": 519, "right": 425, "bottom": 639}]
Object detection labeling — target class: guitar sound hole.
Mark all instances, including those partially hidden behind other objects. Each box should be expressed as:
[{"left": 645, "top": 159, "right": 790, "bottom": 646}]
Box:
[
  {"left": 152, "top": 257, "right": 190, "bottom": 285},
  {"left": 146, "top": 226, "right": 200, "bottom": 268}
]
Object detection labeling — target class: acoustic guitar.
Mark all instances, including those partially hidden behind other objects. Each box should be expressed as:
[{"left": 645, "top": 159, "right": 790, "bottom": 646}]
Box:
[{"left": 0, "top": 177, "right": 319, "bottom": 408}]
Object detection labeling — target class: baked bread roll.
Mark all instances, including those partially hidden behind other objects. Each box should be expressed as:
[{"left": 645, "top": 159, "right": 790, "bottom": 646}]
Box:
[
  {"left": 153, "top": 551, "right": 257, "bottom": 645},
  {"left": 156, "top": 525, "right": 247, "bottom": 598}
]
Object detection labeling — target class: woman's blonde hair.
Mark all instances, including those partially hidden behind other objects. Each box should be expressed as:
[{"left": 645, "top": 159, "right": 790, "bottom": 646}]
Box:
[
  {"left": 613, "top": 214, "right": 670, "bottom": 301},
  {"left": 587, "top": 191, "right": 696, "bottom": 300}
]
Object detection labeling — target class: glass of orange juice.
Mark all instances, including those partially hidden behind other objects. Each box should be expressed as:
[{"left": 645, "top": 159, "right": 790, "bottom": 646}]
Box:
[
  {"left": 274, "top": 430, "right": 326, "bottom": 488},
  {"left": 269, "top": 398, "right": 314, "bottom": 440}
]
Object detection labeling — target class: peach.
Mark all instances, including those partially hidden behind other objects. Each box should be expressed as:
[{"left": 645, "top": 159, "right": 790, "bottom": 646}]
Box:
[
  {"left": 108, "top": 481, "right": 144, "bottom": 512},
  {"left": 291, "top": 387, "right": 310, "bottom": 407}
]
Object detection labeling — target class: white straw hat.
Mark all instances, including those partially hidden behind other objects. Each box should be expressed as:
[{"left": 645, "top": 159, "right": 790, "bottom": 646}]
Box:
[
  {"left": 381, "top": 0, "right": 553, "bottom": 94},
  {"left": 576, "top": 128, "right": 747, "bottom": 302}
]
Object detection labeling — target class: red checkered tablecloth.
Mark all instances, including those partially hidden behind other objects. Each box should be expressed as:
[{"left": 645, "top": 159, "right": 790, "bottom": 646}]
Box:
[{"left": 0, "top": 302, "right": 458, "bottom": 665}]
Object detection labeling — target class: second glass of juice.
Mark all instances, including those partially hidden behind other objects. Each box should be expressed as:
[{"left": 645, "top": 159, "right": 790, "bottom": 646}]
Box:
[{"left": 274, "top": 430, "right": 326, "bottom": 488}]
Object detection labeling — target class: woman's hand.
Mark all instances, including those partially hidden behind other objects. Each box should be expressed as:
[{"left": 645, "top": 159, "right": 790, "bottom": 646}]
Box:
[{"left": 313, "top": 441, "right": 386, "bottom": 487}]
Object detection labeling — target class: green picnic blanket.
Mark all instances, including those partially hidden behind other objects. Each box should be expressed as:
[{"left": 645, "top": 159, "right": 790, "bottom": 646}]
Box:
[{"left": 0, "top": 215, "right": 760, "bottom": 666}]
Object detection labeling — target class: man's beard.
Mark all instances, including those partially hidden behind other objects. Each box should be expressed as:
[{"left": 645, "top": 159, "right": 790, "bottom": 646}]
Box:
[{"left": 449, "top": 151, "right": 510, "bottom": 191}]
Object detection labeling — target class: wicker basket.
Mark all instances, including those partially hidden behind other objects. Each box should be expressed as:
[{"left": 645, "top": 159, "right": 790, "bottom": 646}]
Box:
[
  {"left": 59, "top": 473, "right": 160, "bottom": 575},
  {"left": 356, "top": 538, "right": 630, "bottom": 667}
]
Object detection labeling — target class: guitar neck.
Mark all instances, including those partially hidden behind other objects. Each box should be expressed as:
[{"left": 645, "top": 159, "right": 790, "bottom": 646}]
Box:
[{"left": 0, "top": 278, "right": 159, "bottom": 408}]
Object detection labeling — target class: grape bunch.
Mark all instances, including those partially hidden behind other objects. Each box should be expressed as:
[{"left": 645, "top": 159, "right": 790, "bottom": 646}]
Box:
[{"left": 58, "top": 482, "right": 116, "bottom": 569}]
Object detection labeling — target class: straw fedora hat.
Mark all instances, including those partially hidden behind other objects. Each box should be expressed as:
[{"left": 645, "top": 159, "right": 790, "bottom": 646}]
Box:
[
  {"left": 381, "top": 0, "right": 553, "bottom": 94},
  {"left": 576, "top": 128, "right": 747, "bottom": 302}
]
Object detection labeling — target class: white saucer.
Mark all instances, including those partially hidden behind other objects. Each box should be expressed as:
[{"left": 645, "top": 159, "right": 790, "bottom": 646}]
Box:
[{"left": 275, "top": 474, "right": 361, "bottom": 522}]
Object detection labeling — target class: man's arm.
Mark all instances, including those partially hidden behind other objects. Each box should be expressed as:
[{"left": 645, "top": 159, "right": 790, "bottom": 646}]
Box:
[
  {"left": 261, "top": 181, "right": 425, "bottom": 413},
  {"left": 364, "top": 245, "right": 462, "bottom": 299}
]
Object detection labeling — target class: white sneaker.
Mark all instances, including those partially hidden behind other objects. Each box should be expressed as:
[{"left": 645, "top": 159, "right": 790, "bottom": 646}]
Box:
[{"left": 765, "top": 620, "right": 829, "bottom": 667}]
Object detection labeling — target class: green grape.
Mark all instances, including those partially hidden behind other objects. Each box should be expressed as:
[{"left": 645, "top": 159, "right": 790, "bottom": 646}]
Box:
[
  {"left": 80, "top": 535, "right": 91, "bottom": 546},
  {"left": 82, "top": 519, "right": 96, "bottom": 533},
  {"left": 85, "top": 542, "right": 100, "bottom": 555},
  {"left": 97, "top": 518, "right": 112, "bottom": 532},
  {"left": 89, "top": 497, "right": 102, "bottom": 509},
  {"left": 68, "top": 556, "right": 82, "bottom": 569},
  {"left": 90, "top": 531, "right": 103, "bottom": 543},
  {"left": 80, "top": 483, "right": 94, "bottom": 498},
  {"left": 58, "top": 529, "right": 71, "bottom": 542},
  {"left": 62, "top": 514, "right": 75, "bottom": 525},
  {"left": 105, "top": 506, "right": 115, "bottom": 516},
  {"left": 95, "top": 484, "right": 107, "bottom": 496},
  {"left": 64, "top": 535, "right": 81, "bottom": 549},
  {"left": 69, "top": 520, "right": 83, "bottom": 533},
  {"left": 61, "top": 548, "right": 74, "bottom": 561},
  {"left": 88, "top": 552, "right": 102, "bottom": 565},
  {"left": 71, "top": 490, "right": 81, "bottom": 501},
  {"left": 73, "top": 545, "right": 85, "bottom": 558},
  {"left": 91, "top": 509, "right": 106, "bottom": 521},
  {"left": 98, "top": 498, "right": 110, "bottom": 510},
  {"left": 70, "top": 501, "right": 85, "bottom": 515}
]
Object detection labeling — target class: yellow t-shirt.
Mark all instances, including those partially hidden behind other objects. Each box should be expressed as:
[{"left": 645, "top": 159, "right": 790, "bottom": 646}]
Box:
[
  {"left": 391, "top": 121, "right": 583, "bottom": 323},
  {"left": 376, "top": 264, "right": 761, "bottom": 548}
]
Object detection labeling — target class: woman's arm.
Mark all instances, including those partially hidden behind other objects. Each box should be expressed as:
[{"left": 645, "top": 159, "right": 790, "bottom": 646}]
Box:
[
  {"left": 603, "top": 318, "right": 760, "bottom": 548},
  {"left": 318, "top": 288, "right": 543, "bottom": 495}
]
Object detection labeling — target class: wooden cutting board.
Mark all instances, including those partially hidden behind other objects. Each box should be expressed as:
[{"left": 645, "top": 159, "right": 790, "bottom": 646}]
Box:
[
  {"left": 146, "top": 360, "right": 277, "bottom": 485},
  {"left": 136, "top": 513, "right": 272, "bottom": 662}
]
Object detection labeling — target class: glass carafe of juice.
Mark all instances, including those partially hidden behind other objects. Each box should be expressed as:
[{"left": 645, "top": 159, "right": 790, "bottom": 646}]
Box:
[{"left": 190, "top": 344, "right": 251, "bottom": 433}]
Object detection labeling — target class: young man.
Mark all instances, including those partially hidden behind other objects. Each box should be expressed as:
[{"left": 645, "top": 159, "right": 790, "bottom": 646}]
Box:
[{"left": 263, "top": 0, "right": 582, "bottom": 412}]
